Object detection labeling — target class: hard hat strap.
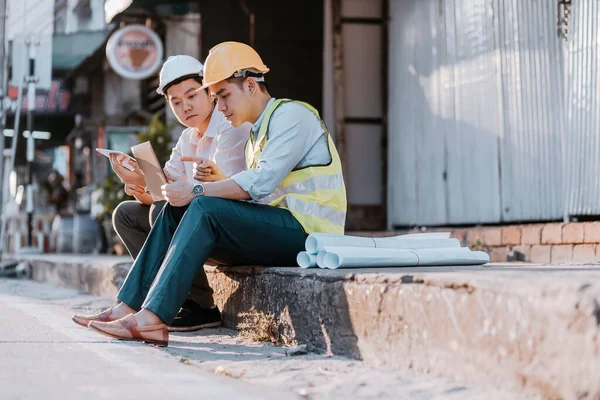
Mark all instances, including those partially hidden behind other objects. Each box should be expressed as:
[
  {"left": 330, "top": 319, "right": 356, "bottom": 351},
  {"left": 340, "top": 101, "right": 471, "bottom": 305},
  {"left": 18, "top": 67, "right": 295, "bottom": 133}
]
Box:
[{"left": 233, "top": 69, "right": 265, "bottom": 82}]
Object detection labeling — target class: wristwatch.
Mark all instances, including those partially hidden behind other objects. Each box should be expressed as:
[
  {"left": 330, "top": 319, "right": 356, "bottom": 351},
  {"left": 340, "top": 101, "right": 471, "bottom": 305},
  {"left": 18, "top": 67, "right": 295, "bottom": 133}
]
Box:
[{"left": 192, "top": 183, "right": 205, "bottom": 197}]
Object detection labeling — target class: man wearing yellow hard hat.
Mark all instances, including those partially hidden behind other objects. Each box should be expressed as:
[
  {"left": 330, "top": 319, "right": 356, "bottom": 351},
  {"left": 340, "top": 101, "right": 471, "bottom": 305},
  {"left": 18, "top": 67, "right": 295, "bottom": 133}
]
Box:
[{"left": 73, "top": 42, "right": 347, "bottom": 346}]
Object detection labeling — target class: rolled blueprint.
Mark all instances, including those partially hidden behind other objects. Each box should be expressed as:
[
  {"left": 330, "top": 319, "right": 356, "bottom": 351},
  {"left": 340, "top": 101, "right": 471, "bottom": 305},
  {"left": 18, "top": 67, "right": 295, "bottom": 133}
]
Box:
[
  {"left": 316, "top": 250, "right": 327, "bottom": 268},
  {"left": 413, "top": 248, "right": 489, "bottom": 266},
  {"left": 297, "top": 252, "right": 318, "bottom": 269},
  {"left": 319, "top": 246, "right": 489, "bottom": 269},
  {"left": 304, "top": 232, "right": 457, "bottom": 255}
]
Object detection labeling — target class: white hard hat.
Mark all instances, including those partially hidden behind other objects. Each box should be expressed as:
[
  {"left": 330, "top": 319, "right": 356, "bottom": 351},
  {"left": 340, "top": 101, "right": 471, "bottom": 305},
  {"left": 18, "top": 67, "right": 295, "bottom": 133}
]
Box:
[{"left": 156, "top": 55, "right": 204, "bottom": 95}]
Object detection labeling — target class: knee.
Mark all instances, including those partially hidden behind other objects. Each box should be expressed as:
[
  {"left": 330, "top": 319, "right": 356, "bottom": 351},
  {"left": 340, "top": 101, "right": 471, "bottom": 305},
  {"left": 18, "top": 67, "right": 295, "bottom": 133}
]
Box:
[
  {"left": 185, "top": 197, "right": 230, "bottom": 225},
  {"left": 112, "top": 201, "right": 140, "bottom": 231},
  {"left": 189, "top": 196, "right": 224, "bottom": 215},
  {"left": 112, "top": 202, "right": 127, "bottom": 230},
  {"left": 150, "top": 200, "right": 167, "bottom": 227}
]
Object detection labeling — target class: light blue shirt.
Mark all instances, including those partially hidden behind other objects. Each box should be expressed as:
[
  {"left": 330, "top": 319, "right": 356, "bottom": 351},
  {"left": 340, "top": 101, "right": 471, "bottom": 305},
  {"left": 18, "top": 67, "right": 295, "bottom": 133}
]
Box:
[{"left": 232, "top": 98, "right": 332, "bottom": 201}]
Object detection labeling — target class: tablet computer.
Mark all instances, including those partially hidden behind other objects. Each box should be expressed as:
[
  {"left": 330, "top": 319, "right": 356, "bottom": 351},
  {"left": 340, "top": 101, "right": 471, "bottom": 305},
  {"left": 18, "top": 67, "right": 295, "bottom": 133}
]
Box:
[
  {"left": 95, "top": 148, "right": 136, "bottom": 171},
  {"left": 130, "top": 142, "right": 168, "bottom": 202}
]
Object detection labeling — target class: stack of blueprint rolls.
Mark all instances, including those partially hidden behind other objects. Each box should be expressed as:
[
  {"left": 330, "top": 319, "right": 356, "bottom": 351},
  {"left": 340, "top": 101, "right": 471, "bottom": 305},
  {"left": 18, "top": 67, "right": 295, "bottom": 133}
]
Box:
[{"left": 296, "top": 232, "right": 490, "bottom": 269}]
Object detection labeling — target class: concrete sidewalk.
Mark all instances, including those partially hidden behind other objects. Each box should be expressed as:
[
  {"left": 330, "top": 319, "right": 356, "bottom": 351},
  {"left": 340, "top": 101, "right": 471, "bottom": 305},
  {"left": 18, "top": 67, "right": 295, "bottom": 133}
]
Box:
[
  {"left": 2, "top": 278, "right": 532, "bottom": 399},
  {"left": 0, "top": 279, "right": 282, "bottom": 400},
  {"left": 9, "top": 254, "right": 600, "bottom": 399}
]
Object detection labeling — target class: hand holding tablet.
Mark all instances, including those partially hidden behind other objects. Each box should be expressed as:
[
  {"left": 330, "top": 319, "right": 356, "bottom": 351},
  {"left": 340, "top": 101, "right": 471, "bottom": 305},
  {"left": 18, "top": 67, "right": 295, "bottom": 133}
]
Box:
[
  {"left": 95, "top": 148, "right": 136, "bottom": 171},
  {"left": 131, "top": 142, "right": 168, "bottom": 202}
]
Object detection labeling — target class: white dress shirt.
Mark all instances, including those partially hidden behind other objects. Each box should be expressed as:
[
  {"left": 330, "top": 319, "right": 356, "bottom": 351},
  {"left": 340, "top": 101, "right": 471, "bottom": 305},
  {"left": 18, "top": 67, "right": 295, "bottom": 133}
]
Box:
[{"left": 164, "top": 106, "right": 251, "bottom": 182}]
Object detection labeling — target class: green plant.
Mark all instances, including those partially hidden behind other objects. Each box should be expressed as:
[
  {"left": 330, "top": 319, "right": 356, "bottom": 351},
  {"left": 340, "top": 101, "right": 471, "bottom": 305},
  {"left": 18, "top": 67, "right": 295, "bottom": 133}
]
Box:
[
  {"left": 97, "top": 172, "right": 132, "bottom": 215},
  {"left": 97, "top": 172, "right": 133, "bottom": 254},
  {"left": 136, "top": 114, "right": 176, "bottom": 167}
]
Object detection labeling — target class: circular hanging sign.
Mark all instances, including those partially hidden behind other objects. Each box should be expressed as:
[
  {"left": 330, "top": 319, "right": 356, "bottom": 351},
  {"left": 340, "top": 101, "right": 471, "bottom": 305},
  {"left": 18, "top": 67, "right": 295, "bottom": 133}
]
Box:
[{"left": 106, "top": 25, "right": 164, "bottom": 80}]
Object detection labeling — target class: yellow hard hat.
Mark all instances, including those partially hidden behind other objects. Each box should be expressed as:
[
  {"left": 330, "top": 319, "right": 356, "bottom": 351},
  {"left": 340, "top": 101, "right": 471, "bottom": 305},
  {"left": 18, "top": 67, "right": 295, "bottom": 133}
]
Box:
[{"left": 201, "top": 41, "right": 269, "bottom": 88}]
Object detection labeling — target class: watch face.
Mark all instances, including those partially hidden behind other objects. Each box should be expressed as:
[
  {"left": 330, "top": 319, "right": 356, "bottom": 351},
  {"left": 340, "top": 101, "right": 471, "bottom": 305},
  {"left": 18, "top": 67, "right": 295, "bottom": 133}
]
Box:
[{"left": 193, "top": 184, "right": 204, "bottom": 197}]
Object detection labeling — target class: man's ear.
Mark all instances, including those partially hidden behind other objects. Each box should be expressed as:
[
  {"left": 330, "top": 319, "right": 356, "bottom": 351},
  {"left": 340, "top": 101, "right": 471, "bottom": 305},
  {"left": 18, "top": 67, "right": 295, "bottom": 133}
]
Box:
[{"left": 245, "top": 77, "right": 257, "bottom": 95}]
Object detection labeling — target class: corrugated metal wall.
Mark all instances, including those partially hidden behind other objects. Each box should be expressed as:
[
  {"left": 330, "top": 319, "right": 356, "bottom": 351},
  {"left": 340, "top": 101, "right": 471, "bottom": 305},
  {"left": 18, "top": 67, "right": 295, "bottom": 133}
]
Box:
[
  {"left": 388, "top": 0, "right": 581, "bottom": 227},
  {"left": 565, "top": 1, "right": 600, "bottom": 217},
  {"left": 495, "top": 0, "right": 565, "bottom": 222},
  {"left": 443, "top": 0, "right": 503, "bottom": 224}
]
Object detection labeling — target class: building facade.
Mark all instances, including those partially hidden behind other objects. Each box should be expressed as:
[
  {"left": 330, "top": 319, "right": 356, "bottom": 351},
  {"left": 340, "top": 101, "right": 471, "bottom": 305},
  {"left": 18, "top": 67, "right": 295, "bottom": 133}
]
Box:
[{"left": 9, "top": 0, "right": 600, "bottom": 240}]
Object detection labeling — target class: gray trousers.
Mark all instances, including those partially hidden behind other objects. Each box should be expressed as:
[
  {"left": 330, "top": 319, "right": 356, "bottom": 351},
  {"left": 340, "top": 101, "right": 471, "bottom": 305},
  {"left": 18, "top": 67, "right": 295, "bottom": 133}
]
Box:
[{"left": 112, "top": 200, "right": 214, "bottom": 308}]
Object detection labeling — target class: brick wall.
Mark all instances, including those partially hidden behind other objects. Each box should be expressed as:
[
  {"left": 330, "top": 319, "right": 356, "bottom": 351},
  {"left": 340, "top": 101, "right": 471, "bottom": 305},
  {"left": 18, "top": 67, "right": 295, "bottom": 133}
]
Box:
[
  {"left": 350, "top": 222, "right": 600, "bottom": 263},
  {"left": 458, "top": 223, "right": 600, "bottom": 263}
]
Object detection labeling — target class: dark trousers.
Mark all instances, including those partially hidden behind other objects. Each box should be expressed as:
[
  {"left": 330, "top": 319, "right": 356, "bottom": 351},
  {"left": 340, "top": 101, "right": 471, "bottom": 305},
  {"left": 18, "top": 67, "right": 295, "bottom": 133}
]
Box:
[
  {"left": 113, "top": 200, "right": 166, "bottom": 258},
  {"left": 112, "top": 200, "right": 211, "bottom": 308},
  {"left": 116, "top": 196, "right": 307, "bottom": 324}
]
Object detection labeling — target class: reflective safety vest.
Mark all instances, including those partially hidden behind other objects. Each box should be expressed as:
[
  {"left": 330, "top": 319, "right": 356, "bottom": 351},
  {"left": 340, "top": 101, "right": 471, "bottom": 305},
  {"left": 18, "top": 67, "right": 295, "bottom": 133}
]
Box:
[{"left": 245, "top": 99, "right": 347, "bottom": 234}]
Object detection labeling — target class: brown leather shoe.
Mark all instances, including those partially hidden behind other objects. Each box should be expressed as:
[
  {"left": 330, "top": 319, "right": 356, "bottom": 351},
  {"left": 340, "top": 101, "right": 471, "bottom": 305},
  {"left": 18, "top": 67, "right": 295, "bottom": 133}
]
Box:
[
  {"left": 72, "top": 308, "right": 117, "bottom": 328},
  {"left": 88, "top": 314, "right": 168, "bottom": 347}
]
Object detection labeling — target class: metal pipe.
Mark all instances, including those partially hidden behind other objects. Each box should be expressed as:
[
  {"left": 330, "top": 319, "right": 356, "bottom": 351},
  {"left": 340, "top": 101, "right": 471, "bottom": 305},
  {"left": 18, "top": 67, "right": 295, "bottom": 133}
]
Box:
[
  {"left": 0, "top": 48, "right": 25, "bottom": 253},
  {"left": 0, "top": 0, "right": 7, "bottom": 254},
  {"left": 25, "top": 37, "right": 37, "bottom": 248},
  {"left": 0, "top": 0, "right": 7, "bottom": 221}
]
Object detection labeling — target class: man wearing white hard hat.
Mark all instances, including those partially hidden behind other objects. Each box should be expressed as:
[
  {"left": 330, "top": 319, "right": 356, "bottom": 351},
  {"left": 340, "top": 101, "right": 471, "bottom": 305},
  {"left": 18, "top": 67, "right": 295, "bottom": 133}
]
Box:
[{"left": 104, "top": 54, "right": 251, "bottom": 332}]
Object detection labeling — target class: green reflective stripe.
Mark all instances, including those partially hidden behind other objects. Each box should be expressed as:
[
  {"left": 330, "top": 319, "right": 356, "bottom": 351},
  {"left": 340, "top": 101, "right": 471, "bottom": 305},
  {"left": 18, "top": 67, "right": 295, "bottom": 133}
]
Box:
[{"left": 259, "top": 173, "right": 345, "bottom": 205}]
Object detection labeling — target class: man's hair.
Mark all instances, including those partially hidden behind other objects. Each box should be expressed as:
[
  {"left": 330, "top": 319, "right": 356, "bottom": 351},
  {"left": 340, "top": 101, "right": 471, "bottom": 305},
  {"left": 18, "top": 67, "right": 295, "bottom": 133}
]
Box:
[
  {"left": 163, "top": 75, "right": 208, "bottom": 97},
  {"left": 226, "top": 76, "right": 269, "bottom": 93}
]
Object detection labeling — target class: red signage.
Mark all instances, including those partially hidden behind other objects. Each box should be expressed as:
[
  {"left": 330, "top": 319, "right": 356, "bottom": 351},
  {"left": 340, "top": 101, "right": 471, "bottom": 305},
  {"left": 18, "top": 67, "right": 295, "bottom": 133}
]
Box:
[{"left": 6, "top": 80, "right": 71, "bottom": 113}]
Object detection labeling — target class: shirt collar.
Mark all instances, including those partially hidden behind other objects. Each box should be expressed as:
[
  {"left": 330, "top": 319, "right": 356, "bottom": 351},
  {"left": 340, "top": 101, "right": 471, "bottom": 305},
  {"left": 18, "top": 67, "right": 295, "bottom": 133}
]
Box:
[
  {"left": 190, "top": 106, "right": 220, "bottom": 144},
  {"left": 251, "top": 98, "right": 276, "bottom": 136}
]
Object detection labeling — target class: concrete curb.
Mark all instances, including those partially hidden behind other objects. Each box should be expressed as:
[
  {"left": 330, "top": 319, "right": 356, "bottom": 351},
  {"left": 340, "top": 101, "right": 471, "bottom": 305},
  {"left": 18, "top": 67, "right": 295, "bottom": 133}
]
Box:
[
  {"left": 21, "top": 255, "right": 132, "bottom": 300},
  {"left": 13, "top": 254, "right": 600, "bottom": 399}
]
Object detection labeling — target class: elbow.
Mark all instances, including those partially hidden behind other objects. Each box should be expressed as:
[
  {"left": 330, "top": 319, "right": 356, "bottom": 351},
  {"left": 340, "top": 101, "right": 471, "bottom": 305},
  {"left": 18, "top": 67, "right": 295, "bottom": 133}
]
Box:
[
  {"left": 237, "top": 191, "right": 252, "bottom": 201},
  {"left": 251, "top": 183, "right": 281, "bottom": 202}
]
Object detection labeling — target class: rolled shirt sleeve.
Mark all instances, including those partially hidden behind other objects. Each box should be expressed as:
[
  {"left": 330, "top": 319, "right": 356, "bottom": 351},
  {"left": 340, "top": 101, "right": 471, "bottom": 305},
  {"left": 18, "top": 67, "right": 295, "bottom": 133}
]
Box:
[{"left": 232, "top": 103, "right": 325, "bottom": 201}]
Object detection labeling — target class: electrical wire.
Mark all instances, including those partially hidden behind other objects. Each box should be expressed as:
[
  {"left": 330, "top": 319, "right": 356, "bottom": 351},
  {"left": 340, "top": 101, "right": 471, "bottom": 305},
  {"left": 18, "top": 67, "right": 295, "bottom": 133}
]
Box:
[
  {"left": 11, "top": 0, "right": 200, "bottom": 39},
  {"left": 24, "top": 0, "right": 69, "bottom": 34},
  {"left": 7, "top": 0, "right": 67, "bottom": 34},
  {"left": 23, "top": 0, "right": 78, "bottom": 36}
]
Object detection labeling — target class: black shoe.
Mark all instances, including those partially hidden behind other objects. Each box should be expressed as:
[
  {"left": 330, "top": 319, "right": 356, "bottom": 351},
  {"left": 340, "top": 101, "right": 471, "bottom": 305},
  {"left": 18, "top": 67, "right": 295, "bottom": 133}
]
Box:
[{"left": 168, "top": 300, "right": 222, "bottom": 332}]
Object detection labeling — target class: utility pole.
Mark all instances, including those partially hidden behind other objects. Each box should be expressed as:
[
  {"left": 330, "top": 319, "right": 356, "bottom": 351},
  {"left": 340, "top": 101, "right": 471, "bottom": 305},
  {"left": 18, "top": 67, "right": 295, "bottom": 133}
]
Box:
[
  {"left": 25, "top": 36, "right": 39, "bottom": 248},
  {"left": 0, "top": 0, "right": 7, "bottom": 254}
]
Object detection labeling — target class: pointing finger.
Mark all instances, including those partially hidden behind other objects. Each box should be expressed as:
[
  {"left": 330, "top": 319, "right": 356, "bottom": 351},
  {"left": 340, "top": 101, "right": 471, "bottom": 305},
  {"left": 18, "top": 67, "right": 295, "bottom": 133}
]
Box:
[{"left": 180, "top": 156, "right": 204, "bottom": 163}]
